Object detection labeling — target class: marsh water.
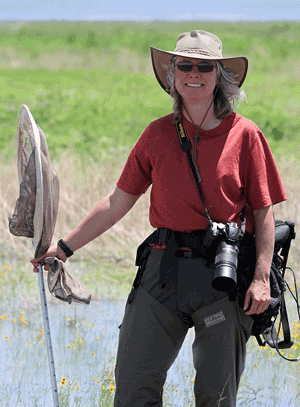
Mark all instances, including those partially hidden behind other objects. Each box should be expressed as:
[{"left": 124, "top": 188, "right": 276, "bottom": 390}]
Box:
[{"left": 0, "top": 291, "right": 299, "bottom": 406}]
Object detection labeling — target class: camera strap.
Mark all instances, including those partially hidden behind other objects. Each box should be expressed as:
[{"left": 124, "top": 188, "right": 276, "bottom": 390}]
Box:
[
  {"left": 175, "top": 119, "right": 246, "bottom": 231},
  {"left": 175, "top": 120, "right": 213, "bottom": 226}
]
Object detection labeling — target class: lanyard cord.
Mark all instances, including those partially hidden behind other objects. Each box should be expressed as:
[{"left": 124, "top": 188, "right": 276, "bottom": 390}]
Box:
[{"left": 182, "top": 96, "right": 214, "bottom": 164}]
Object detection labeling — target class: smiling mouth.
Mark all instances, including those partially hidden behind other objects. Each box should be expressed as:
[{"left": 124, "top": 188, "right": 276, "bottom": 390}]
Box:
[{"left": 186, "top": 84, "right": 203, "bottom": 88}]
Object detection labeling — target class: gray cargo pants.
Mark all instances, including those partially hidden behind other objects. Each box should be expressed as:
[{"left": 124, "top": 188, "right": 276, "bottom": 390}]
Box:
[{"left": 114, "top": 247, "right": 253, "bottom": 407}]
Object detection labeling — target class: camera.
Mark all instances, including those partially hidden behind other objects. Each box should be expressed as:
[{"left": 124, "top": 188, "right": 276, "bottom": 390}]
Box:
[{"left": 203, "top": 222, "right": 244, "bottom": 292}]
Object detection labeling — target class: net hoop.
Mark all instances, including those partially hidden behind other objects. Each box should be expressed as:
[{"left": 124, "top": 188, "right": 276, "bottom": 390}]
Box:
[{"left": 17, "top": 104, "right": 44, "bottom": 251}]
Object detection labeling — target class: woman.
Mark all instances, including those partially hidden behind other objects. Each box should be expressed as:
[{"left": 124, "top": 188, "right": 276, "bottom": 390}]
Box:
[{"left": 32, "top": 30, "right": 286, "bottom": 406}]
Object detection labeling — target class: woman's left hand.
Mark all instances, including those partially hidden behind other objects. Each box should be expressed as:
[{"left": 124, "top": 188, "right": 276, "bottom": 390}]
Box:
[
  {"left": 243, "top": 279, "right": 271, "bottom": 315},
  {"left": 244, "top": 205, "right": 273, "bottom": 315}
]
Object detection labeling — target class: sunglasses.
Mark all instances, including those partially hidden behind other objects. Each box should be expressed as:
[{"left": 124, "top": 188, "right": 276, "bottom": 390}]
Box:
[{"left": 176, "top": 61, "right": 215, "bottom": 73}]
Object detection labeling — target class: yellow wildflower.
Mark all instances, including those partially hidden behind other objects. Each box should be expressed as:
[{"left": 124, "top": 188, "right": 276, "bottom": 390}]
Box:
[
  {"left": 60, "top": 378, "right": 67, "bottom": 386},
  {"left": 110, "top": 384, "right": 115, "bottom": 392}
]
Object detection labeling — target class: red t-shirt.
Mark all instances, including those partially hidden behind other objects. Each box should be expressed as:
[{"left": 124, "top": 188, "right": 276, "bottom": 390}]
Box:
[{"left": 117, "top": 112, "right": 286, "bottom": 234}]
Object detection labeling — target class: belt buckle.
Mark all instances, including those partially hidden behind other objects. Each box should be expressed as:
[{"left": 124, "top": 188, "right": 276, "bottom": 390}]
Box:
[
  {"left": 183, "top": 250, "right": 193, "bottom": 258},
  {"left": 179, "top": 247, "right": 193, "bottom": 258}
]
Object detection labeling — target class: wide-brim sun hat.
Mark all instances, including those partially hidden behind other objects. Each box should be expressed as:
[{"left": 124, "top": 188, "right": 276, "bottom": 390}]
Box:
[{"left": 150, "top": 30, "right": 248, "bottom": 93}]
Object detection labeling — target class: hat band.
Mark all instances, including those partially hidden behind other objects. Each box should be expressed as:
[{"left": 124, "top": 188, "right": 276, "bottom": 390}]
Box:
[{"left": 174, "top": 48, "right": 220, "bottom": 58}]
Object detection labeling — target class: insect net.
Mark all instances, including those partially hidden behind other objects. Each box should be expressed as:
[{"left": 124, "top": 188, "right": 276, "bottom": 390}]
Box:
[{"left": 9, "top": 105, "right": 91, "bottom": 304}]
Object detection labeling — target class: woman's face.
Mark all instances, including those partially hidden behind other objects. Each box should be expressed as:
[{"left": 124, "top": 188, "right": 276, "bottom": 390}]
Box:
[{"left": 174, "top": 57, "right": 218, "bottom": 106}]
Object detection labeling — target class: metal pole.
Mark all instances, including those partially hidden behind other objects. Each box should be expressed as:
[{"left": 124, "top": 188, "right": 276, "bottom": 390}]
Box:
[{"left": 38, "top": 264, "right": 60, "bottom": 407}]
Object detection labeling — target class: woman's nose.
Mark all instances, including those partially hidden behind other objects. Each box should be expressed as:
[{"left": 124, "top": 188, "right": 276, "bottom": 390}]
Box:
[{"left": 189, "top": 65, "right": 201, "bottom": 75}]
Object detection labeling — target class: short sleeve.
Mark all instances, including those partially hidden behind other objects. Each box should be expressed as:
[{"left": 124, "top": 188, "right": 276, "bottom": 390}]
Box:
[
  {"left": 244, "top": 130, "right": 286, "bottom": 210},
  {"left": 117, "top": 126, "right": 152, "bottom": 196}
]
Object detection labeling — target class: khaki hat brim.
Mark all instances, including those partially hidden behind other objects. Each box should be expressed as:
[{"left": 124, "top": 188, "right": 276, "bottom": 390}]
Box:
[{"left": 150, "top": 46, "right": 248, "bottom": 93}]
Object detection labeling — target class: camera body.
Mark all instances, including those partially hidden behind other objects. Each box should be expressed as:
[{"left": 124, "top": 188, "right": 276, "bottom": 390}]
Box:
[{"left": 203, "top": 222, "right": 244, "bottom": 292}]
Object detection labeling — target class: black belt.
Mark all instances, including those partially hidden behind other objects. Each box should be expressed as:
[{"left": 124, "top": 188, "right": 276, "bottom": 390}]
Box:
[{"left": 135, "top": 228, "right": 255, "bottom": 288}]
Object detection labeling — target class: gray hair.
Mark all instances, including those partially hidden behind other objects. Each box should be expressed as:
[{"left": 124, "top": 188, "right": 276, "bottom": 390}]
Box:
[{"left": 166, "top": 57, "right": 247, "bottom": 123}]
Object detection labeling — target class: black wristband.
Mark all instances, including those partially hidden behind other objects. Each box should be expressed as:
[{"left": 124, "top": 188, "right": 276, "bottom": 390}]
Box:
[{"left": 57, "top": 239, "right": 74, "bottom": 258}]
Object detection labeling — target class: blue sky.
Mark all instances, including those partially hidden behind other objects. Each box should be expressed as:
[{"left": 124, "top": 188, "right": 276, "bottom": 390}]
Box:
[{"left": 0, "top": 0, "right": 299, "bottom": 21}]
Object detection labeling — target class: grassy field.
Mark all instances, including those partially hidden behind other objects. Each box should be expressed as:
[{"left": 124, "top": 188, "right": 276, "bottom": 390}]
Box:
[
  {"left": 0, "top": 18, "right": 298, "bottom": 279},
  {"left": 0, "top": 20, "right": 299, "bottom": 405},
  {"left": 0, "top": 19, "right": 299, "bottom": 287},
  {"left": 0, "top": 20, "right": 299, "bottom": 160}
]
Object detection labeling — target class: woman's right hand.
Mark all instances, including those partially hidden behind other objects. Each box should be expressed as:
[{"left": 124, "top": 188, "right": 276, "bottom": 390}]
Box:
[{"left": 30, "top": 243, "right": 67, "bottom": 273}]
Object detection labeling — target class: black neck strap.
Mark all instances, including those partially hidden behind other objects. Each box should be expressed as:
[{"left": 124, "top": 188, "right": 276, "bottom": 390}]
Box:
[{"left": 175, "top": 120, "right": 213, "bottom": 226}]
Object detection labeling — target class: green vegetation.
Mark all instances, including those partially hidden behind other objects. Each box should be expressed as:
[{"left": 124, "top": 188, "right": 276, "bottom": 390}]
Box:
[
  {"left": 0, "top": 68, "right": 171, "bottom": 160},
  {"left": 0, "top": 20, "right": 299, "bottom": 407},
  {"left": 0, "top": 20, "right": 299, "bottom": 161},
  {"left": 0, "top": 20, "right": 299, "bottom": 70},
  {"left": 0, "top": 19, "right": 299, "bottom": 279}
]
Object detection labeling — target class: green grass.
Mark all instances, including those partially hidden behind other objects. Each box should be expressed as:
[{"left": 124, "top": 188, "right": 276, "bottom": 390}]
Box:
[
  {"left": 0, "top": 20, "right": 299, "bottom": 407},
  {"left": 0, "top": 20, "right": 299, "bottom": 161},
  {"left": 0, "top": 66, "right": 299, "bottom": 162},
  {"left": 1, "top": 20, "right": 299, "bottom": 279},
  {"left": 0, "top": 21, "right": 299, "bottom": 68},
  {"left": 0, "top": 68, "right": 171, "bottom": 160}
]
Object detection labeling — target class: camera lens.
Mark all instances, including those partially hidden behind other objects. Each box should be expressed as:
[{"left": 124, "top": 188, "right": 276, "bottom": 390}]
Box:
[{"left": 212, "top": 241, "right": 239, "bottom": 292}]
